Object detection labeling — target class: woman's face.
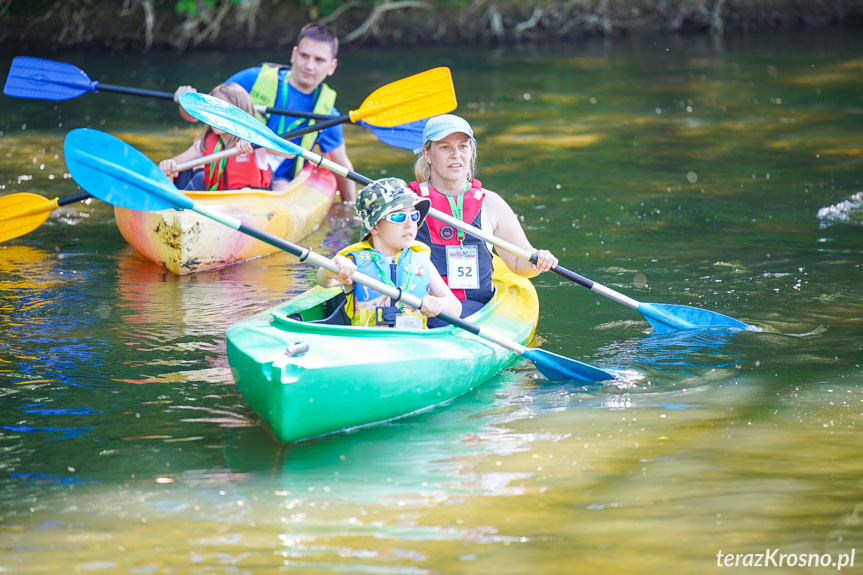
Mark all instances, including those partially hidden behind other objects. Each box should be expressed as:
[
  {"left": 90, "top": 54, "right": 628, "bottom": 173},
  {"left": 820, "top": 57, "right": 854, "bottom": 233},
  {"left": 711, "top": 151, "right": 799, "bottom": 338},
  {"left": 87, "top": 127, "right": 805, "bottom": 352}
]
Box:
[
  {"left": 423, "top": 132, "right": 473, "bottom": 185},
  {"left": 370, "top": 207, "right": 418, "bottom": 256}
]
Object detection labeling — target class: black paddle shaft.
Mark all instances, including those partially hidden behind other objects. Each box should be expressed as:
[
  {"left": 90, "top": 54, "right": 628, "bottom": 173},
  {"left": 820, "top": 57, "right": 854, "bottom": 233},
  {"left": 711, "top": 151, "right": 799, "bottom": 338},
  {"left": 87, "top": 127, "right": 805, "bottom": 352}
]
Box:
[
  {"left": 526, "top": 254, "right": 594, "bottom": 289},
  {"left": 94, "top": 83, "right": 335, "bottom": 121},
  {"left": 233, "top": 219, "right": 479, "bottom": 335},
  {"left": 58, "top": 192, "right": 93, "bottom": 207},
  {"left": 95, "top": 83, "right": 176, "bottom": 101}
]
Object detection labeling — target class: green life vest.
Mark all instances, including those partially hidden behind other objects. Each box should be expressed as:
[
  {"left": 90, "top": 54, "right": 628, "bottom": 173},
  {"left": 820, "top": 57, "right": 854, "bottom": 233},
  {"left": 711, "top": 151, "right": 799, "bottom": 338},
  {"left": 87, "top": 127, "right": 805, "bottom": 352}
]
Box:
[{"left": 248, "top": 63, "right": 337, "bottom": 176}]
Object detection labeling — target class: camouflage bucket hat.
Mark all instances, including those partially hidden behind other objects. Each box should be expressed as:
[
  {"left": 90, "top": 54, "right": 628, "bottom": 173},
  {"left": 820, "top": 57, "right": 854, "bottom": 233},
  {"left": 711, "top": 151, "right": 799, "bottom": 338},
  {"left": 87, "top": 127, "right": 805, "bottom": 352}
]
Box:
[{"left": 356, "top": 177, "right": 431, "bottom": 240}]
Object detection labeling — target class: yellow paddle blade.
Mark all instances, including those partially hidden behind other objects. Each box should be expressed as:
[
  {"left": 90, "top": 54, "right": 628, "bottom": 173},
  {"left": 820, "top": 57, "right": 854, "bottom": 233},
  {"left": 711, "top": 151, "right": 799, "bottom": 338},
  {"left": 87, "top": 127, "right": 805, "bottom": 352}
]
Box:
[
  {"left": 349, "top": 67, "right": 456, "bottom": 127},
  {"left": 0, "top": 193, "right": 58, "bottom": 243}
]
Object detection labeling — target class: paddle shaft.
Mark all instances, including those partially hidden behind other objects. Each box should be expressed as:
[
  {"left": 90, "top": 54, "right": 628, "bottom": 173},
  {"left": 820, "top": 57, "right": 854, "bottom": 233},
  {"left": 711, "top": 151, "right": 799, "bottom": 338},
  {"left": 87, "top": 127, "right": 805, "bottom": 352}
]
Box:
[
  {"left": 214, "top": 105, "right": 740, "bottom": 332},
  {"left": 248, "top": 139, "right": 636, "bottom": 310},
  {"left": 1, "top": 146, "right": 270, "bottom": 230},
  {"left": 189, "top": 200, "right": 528, "bottom": 353},
  {"left": 241, "top": 132, "right": 740, "bottom": 335},
  {"left": 62, "top": 128, "right": 614, "bottom": 382},
  {"left": 424, "top": 208, "right": 641, "bottom": 311},
  {"left": 169, "top": 97, "right": 643, "bottom": 322},
  {"left": 94, "top": 82, "right": 335, "bottom": 120},
  {"left": 55, "top": 192, "right": 93, "bottom": 208},
  {"left": 426, "top": 209, "right": 753, "bottom": 332}
]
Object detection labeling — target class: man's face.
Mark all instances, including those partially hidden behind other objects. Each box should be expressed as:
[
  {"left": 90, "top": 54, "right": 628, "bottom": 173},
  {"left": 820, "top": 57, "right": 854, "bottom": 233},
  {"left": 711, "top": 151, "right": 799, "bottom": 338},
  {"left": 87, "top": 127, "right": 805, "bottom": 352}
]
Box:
[{"left": 289, "top": 38, "right": 338, "bottom": 94}]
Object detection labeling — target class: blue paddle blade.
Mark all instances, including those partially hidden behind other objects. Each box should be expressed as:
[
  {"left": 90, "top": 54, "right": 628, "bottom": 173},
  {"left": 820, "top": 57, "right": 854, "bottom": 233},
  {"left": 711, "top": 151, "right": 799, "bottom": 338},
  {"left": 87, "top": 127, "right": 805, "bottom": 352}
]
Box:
[
  {"left": 179, "top": 92, "right": 301, "bottom": 157},
  {"left": 360, "top": 119, "right": 427, "bottom": 151},
  {"left": 521, "top": 348, "right": 614, "bottom": 382},
  {"left": 4, "top": 56, "right": 95, "bottom": 100},
  {"left": 638, "top": 302, "right": 750, "bottom": 335},
  {"left": 63, "top": 129, "right": 190, "bottom": 212}
]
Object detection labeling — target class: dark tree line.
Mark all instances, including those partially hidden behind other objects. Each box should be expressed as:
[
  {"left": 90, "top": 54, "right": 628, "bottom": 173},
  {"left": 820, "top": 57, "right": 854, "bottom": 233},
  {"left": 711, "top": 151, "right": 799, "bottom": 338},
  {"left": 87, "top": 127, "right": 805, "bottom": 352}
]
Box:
[{"left": 2, "top": 0, "right": 861, "bottom": 53}]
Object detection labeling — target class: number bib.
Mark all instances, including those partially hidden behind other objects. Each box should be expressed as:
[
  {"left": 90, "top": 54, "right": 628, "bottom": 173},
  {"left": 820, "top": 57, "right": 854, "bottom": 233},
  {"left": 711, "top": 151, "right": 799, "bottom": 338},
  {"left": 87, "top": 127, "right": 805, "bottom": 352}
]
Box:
[{"left": 446, "top": 245, "right": 479, "bottom": 290}]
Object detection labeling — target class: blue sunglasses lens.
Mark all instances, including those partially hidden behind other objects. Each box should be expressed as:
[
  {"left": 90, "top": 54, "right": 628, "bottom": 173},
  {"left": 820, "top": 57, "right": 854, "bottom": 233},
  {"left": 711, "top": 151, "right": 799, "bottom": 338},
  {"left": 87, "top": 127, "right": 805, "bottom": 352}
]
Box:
[{"left": 384, "top": 210, "right": 420, "bottom": 223}]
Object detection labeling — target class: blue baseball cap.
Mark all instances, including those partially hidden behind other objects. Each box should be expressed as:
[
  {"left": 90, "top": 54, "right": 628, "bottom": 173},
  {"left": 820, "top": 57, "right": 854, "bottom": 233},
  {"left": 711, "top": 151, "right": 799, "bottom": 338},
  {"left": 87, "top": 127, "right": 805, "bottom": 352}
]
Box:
[{"left": 413, "top": 114, "right": 475, "bottom": 154}]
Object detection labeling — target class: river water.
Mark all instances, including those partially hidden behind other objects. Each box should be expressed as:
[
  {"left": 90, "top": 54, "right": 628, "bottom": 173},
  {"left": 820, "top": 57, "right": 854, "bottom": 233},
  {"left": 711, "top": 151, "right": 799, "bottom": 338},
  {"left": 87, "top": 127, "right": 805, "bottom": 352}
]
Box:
[{"left": 1, "top": 30, "right": 862, "bottom": 574}]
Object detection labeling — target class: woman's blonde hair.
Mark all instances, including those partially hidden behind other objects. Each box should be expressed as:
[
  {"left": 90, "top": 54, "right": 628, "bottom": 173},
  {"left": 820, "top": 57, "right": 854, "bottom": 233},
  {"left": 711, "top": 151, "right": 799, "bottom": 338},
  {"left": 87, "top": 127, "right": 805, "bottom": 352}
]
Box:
[
  {"left": 412, "top": 138, "right": 479, "bottom": 183},
  {"left": 194, "top": 83, "right": 255, "bottom": 150}
]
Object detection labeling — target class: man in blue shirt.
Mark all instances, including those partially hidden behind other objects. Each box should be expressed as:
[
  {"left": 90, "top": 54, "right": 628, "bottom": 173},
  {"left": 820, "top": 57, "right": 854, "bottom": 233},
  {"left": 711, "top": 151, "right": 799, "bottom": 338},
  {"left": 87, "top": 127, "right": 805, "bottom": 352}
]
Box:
[{"left": 174, "top": 23, "right": 356, "bottom": 201}]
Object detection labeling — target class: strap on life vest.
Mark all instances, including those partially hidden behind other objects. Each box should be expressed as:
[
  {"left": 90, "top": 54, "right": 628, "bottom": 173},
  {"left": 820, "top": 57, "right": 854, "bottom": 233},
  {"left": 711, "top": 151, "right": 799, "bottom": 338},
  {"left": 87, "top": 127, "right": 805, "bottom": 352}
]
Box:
[
  {"left": 248, "top": 63, "right": 338, "bottom": 176},
  {"left": 294, "top": 83, "right": 337, "bottom": 176},
  {"left": 248, "top": 63, "right": 285, "bottom": 123}
]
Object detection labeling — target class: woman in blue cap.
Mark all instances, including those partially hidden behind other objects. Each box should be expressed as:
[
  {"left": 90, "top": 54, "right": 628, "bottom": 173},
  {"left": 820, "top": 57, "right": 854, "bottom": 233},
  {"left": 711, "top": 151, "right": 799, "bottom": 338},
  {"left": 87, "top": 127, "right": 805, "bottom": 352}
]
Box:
[{"left": 409, "top": 114, "right": 559, "bottom": 319}]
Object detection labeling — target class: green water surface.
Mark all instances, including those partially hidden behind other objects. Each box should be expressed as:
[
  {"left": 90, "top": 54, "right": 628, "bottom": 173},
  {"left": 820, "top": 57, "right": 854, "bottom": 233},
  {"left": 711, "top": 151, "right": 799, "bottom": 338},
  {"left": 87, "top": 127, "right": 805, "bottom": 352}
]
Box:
[{"left": 0, "top": 30, "right": 861, "bottom": 574}]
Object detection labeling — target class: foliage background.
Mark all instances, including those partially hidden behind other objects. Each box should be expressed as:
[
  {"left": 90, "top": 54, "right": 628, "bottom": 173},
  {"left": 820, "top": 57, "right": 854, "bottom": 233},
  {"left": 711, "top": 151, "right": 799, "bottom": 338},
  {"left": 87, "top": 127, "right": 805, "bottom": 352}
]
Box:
[{"left": 1, "top": 0, "right": 861, "bottom": 53}]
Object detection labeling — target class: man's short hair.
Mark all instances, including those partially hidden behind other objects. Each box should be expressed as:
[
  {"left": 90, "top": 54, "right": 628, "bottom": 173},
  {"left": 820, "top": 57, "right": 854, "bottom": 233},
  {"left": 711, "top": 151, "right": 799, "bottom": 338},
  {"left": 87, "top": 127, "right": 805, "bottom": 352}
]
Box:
[{"left": 297, "top": 22, "right": 339, "bottom": 58}]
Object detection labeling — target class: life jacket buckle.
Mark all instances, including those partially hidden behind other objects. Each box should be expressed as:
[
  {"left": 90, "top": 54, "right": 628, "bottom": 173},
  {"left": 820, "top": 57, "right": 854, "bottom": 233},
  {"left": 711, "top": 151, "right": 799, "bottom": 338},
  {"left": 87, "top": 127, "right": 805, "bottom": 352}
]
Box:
[{"left": 375, "top": 305, "right": 401, "bottom": 326}]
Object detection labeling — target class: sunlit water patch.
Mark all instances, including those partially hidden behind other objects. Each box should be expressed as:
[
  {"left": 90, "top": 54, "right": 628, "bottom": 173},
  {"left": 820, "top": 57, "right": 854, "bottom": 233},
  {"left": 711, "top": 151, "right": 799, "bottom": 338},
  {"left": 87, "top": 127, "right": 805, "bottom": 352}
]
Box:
[{"left": 817, "top": 191, "right": 863, "bottom": 227}]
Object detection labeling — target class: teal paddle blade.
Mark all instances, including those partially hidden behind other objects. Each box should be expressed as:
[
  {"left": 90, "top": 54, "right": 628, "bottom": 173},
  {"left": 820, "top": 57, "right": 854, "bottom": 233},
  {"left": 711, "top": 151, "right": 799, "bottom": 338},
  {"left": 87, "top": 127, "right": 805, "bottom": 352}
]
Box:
[
  {"left": 4, "top": 56, "right": 95, "bottom": 100},
  {"left": 179, "top": 92, "right": 301, "bottom": 157},
  {"left": 521, "top": 348, "right": 614, "bottom": 382},
  {"left": 63, "top": 129, "right": 190, "bottom": 212},
  {"left": 638, "top": 302, "right": 749, "bottom": 335}
]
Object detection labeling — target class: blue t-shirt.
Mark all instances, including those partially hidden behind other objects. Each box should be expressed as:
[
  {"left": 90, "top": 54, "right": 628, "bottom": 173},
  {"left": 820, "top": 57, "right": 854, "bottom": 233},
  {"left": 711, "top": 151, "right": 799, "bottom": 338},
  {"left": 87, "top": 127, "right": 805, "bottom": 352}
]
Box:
[{"left": 226, "top": 66, "right": 345, "bottom": 180}]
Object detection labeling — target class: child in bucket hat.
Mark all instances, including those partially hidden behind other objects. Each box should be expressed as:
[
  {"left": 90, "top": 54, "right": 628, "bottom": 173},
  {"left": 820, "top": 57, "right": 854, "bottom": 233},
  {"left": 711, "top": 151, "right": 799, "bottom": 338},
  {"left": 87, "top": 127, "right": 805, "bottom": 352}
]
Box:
[{"left": 316, "top": 177, "right": 461, "bottom": 328}]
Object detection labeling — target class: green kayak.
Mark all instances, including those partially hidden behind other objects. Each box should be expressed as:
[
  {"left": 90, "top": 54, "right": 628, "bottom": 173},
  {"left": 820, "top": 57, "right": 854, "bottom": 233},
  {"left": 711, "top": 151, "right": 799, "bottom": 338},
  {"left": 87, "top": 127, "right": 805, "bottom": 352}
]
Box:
[{"left": 226, "top": 257, "right": 539, "bottom": 443}]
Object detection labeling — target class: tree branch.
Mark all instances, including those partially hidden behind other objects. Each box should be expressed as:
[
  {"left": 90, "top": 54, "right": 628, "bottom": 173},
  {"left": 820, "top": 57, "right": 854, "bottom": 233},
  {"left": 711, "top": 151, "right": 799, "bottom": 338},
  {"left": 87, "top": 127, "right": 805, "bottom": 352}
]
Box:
[{"left": 343, "top": 0, "right": 431, "bottom": 44}]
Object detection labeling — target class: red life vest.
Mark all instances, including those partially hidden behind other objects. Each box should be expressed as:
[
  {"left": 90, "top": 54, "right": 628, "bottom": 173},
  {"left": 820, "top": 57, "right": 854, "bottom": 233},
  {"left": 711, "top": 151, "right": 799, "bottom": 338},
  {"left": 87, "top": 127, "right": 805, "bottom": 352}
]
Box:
[
  {"left": 203, "top": 132, "right": 272, "bottom": 190},
  {"left": 409, "top": 180, "right": 495, "bottom": 304}
]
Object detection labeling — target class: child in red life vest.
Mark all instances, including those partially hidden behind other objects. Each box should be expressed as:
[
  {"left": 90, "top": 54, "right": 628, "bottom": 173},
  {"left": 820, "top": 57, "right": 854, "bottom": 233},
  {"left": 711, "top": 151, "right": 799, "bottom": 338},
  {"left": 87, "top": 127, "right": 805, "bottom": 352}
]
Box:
[
  {"left": 316, "top": 178, "right": 462, "bottom": 328},
  {"left": 159, "top": 83, "right": 272, "bottom": 191}
]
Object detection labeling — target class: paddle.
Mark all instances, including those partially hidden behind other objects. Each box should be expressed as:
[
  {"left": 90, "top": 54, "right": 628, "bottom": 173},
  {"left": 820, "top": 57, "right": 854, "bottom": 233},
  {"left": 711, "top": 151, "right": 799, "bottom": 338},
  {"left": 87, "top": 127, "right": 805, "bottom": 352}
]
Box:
[
  {"left": 0, "top": 148, "right": 254, "bottom": 244},
  {"left": 420, "top": 210, "right": 753, "bottom": 334},
  {"left": 3, "top": 56, "right": 437, "bottom": 150},
  {"left": 63, "top": 128, "right": 614, "bottom": 383},
  {"left": 0, "top": 118, "right": 421, "bottom": 243},
  {"left": 178, "top": 92, "right": 752, "bottom": 336},
  {"left": 175, "top": 118, "right": 427, "bottom": 175},
  {"left": 0, "top": 192, "right": 91, "bottom": 243}
]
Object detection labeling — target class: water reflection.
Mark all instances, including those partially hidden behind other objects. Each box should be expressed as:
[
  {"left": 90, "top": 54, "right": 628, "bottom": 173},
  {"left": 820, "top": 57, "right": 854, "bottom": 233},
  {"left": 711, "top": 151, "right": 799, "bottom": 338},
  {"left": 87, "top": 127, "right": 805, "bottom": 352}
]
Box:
[
  {"left": 224, "top": 372, "right": 553, "bottom": 504},
  {"left": 2, "top": 32, "right": 863, "bottom": 574}
]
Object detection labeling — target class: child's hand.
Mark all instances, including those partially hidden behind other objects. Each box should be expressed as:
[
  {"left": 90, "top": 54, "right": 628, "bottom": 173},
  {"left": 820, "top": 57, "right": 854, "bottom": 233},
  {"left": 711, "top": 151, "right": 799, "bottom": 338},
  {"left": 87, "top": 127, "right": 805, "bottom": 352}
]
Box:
[
  {"left": 235, "top": 140, "right": 254, "bottom": 156},
  {"left": 418, "top": 295, "right": 444, "bottom": 318},
  {"left": 159, "top": 159, "right": 178, "bottom": 180},
  {"left": 330, "top": 255, "right": 356, "bottom": 286},
  {"left": 173, "top": 85, "right": 198, "bottom": 103}
]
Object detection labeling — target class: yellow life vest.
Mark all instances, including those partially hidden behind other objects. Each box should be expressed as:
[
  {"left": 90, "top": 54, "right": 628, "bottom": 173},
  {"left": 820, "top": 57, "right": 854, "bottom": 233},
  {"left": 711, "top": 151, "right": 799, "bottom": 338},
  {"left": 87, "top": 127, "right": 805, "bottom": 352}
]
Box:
[
  {"left": 337, "top": 241, "right": 433, "bottom": 329},
  {"left": 248, "top": 63, "right": 337, "bottom": 176}
]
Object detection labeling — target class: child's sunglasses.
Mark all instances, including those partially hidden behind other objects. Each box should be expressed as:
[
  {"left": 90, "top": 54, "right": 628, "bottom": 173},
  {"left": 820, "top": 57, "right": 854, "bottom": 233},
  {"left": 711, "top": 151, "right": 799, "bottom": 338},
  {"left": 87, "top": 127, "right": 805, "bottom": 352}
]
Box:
[{"left": 381, "top": 210, "right": 421, "bottom": 224}]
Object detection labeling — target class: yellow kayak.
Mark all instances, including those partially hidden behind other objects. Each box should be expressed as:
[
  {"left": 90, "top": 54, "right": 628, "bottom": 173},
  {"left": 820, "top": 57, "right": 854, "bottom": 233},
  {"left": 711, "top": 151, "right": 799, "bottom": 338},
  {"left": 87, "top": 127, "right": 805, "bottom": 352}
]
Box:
[{"left": 114, "top": 163, "right": 336, "bottom": 274}]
